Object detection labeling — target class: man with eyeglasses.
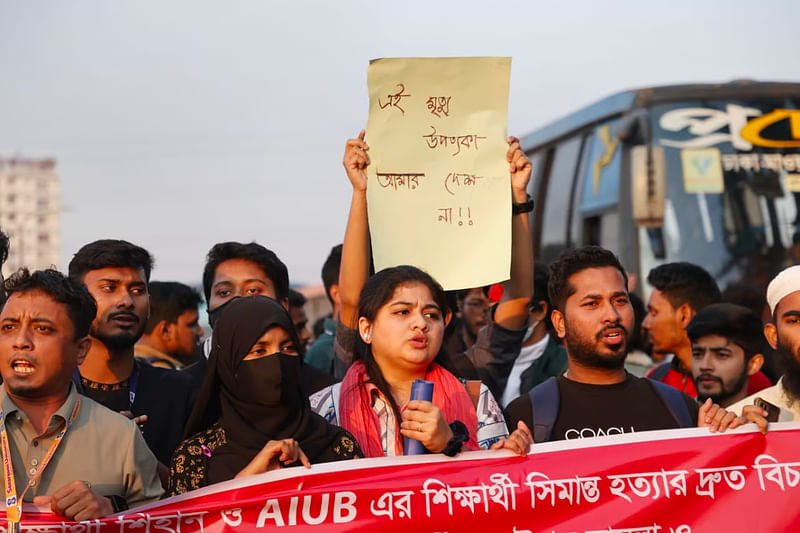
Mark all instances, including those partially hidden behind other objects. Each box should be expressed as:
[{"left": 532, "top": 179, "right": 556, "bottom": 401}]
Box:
[{"left": 445, "top": 286, "right": 492, "bottom": 355}]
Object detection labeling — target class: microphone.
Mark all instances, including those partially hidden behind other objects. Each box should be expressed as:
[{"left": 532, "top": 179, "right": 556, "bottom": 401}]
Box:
[{"left": 404, "top": 379, "right": 434, "bottom": 455}]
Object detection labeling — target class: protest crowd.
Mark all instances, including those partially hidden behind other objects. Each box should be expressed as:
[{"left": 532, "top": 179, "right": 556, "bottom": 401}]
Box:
[{"left": 3, "top": 128, "right": 799, "bottom": 526}]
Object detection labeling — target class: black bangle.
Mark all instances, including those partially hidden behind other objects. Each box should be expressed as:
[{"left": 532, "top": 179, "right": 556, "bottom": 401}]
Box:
[
  {"left": 442, "top": 421, "right": 469, "bottom": 457},
  {"left": 512, "top": 194, "right": 534, "bottom": 215}
]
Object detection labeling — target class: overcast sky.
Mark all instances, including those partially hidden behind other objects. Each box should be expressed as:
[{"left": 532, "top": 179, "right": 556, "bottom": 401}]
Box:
[{"left": 1, "top": 0, "right": 798, "bottom": 287}]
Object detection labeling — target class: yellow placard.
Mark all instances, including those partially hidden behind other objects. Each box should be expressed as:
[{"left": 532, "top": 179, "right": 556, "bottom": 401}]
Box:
[
  {"left": 785, "top": 174, "right": 800, "bottom": 193},
  {"left": 680, "top": 148, "right": 724, "bottom": 193},
  {"left": 365, "top": 57, "right": 511, "bottom": 290}
]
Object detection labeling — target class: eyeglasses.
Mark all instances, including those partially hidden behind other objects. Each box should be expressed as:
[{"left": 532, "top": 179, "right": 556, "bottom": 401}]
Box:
[{"left": 463, "top": 300, "right": 490, "bottom": 312}]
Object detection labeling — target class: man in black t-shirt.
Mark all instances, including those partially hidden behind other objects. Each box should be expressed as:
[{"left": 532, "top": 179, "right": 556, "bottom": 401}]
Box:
[
  {"left": 68, "top": 240, "right": 197, "bottom": 486},
  {"left": 505, "top": 246, "right": 764, "bottom": 442}
]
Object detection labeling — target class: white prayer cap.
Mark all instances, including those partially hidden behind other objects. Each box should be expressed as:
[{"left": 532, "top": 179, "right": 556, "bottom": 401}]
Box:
[{"left": 767, "top": 265, "right": 800, "bottom": 316}]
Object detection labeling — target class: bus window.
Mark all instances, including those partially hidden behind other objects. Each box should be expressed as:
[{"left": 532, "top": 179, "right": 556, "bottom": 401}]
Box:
[
  {"left": 569, "top": 132, "right": 594, "bottom": 247},
  {"left": 569, "top": 120, "right": 623, "bottom": 254},
  {"left": 539, "top": 136, "right": 583, "bottom": 265},
  {"left": 530, "top": 147, "right": 554, "bottom": 258},
  {"left": 527, "top": 150, "right": 547, "bottom": 202},
  {"left": 527, "top": 150, "right": 547, "bottom": 253},
  {"left": 579, "top": 119, "right": 623, "bottom": 213},
  {"left": 529, "top": 151, "right": 546, "bottom": 187},
  {"left": 583, "top": 212, "right": 620, "bottom": 254}
]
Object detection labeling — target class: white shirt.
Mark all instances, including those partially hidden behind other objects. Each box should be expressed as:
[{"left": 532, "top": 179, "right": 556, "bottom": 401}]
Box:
[
  {"left": 729, "top": 377, "right": 800, "bottom": 422},
  {"left": 502, "top": 333, "right": 551, "bottom": 407}
]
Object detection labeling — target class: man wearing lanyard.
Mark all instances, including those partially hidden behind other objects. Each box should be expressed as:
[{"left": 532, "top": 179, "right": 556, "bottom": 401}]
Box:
[
  {"left": 67, "top": 240, "right": 196, "bottom": 486},
  {"left": 0, "top": 269, "right": 162, "bottom": 523}
]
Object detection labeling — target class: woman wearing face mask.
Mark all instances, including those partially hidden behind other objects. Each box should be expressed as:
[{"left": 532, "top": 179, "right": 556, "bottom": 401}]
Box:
[
  {"left": 499, "top": 263, "right": 568, "bottom": 408},
  {"left": 168, "top": 296, "right": 362, "bottom": 495}
]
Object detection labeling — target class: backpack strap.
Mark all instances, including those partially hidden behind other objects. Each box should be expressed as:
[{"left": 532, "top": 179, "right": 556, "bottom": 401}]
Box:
[
  {"left": 528, "top": 376, "right": 560, "bottom": 443},
  {"left": 647, "top": 378, "right": 693, "bottom": 428},
  {"left": 648, "top": 361, "right": 672, "bottom": 381}
]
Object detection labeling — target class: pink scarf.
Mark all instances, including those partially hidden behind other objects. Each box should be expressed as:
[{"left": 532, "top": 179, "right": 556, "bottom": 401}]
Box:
[{"left": 338, "top": 361, "right": 480, "bottom": 457}]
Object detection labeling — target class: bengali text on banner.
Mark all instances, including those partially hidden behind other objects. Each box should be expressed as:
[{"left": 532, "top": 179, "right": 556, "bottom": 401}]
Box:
[{"left": 4, "top": 424, "right": 800, "bottom": 533}]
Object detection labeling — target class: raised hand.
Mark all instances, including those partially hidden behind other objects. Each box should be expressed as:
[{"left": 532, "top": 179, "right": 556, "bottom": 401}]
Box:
[
  {"left": 343, "top": 130, "right": 369, "bottom": 192},
  {"left": 507, "top": 136, "right": 532, "bottom": 196}
]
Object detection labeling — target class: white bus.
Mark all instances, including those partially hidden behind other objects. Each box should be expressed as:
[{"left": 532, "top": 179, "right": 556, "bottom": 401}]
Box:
[{"left": 522, "top": 80, "right": 800, "bottom": 292}]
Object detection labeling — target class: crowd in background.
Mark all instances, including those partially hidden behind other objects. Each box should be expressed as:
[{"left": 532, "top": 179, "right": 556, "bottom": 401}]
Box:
[{"left": 0, "top": 132, "right": 794, "bottom": 522}]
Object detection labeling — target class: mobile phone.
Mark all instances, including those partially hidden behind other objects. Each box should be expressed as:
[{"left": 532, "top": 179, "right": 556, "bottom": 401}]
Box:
[{"left": 754, "top": 397, "right": 780, "bottom": 423}]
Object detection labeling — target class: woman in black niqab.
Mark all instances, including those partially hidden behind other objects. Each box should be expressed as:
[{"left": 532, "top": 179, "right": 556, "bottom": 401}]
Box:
[{"left": 168, "top": 296, "right": 361, "bottom": 495}]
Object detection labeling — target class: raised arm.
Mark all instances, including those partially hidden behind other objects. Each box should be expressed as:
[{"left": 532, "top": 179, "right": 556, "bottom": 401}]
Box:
[
  {"left": 494, "top": 136, "right": 534, "bottom": 329},
  {"left": 339, "top": 130, "right": 371, "bottom": 329}
]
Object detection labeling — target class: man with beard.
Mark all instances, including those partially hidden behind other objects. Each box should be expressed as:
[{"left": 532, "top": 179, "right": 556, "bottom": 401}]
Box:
[
  {"left": 730, "top": 265, "right": 800, "bottom": 421},
  {"left": 688, "top": 304, "right": 765, "bottom": 408},
  {"left": 68, "top": 240, "right": 196, "bottom": 483},
  {"left": 504, "top": 246, "right": 764, "bottom": 442}
]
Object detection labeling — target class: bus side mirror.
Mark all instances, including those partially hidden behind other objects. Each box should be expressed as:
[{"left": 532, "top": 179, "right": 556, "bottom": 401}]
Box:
[{"left": 631, "top": 145, "right": 666, "bottom": 227}]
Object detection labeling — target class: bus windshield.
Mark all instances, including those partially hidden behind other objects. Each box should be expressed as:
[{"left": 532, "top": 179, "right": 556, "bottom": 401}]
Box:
[{"left": 644, "top": 98, "right": 800, "bottom": 291}]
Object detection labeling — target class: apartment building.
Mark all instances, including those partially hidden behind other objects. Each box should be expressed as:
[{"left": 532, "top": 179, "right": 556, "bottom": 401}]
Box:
[{"left": 0, "top": 157, "right": 61, "bottom": 276}]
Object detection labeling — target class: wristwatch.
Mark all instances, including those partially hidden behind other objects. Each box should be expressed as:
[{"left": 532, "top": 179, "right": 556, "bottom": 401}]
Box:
[
  {"left": 108, "top": 495, "right": 129, "bottom": 513},
  {"left": 512, "top": 194, "right": 534, "bottom": 214}
]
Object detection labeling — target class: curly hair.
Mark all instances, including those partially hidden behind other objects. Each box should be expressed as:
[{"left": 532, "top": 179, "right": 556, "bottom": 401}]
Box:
[
  {"left": 548, "top": 246, "right": 629, "bottom": 313},
  {"left": 4, "top": 268, "right": 97, "bottom": 339}
]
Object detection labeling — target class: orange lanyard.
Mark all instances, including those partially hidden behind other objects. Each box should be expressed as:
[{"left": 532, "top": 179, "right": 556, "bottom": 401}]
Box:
[{"left": 2, "top": 396, "right": 81, "bottom": 528}]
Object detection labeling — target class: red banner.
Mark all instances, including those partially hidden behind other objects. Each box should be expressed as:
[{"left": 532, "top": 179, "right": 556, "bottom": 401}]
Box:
[{"left": 5, "top": 424, "right": 800, "bottom": 532}]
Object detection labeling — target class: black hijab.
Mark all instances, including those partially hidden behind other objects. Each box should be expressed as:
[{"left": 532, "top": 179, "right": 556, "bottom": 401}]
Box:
[{"left": 183, "top": 296, "right": 344, "bottom": 483}]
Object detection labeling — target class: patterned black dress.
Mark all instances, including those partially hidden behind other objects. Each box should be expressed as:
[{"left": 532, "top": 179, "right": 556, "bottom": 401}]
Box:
[{"left": 168, "top": 422, "right": 361, "bottom": 496}]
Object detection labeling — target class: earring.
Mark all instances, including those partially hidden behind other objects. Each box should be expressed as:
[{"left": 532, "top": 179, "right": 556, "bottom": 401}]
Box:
[{"left": 363, "top": 332, "right": 370, "bottom": 342}]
